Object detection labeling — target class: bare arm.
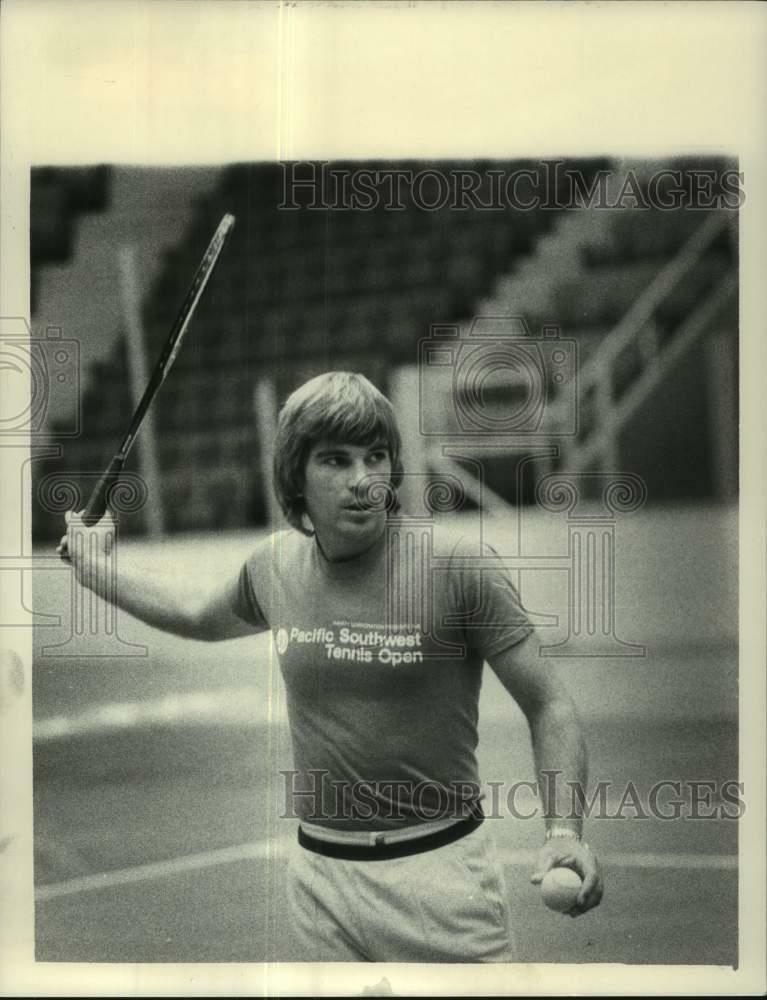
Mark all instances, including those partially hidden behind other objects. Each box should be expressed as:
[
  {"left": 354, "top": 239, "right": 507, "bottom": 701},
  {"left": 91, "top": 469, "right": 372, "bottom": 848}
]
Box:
[
  {"left": 487, "top": 630, "right": 603, "bottom": 914},
  {"left": 58, "top": 511, "right": 259, "bottom": 642},
  {"left": 491, "top": 631, "right": 588, "bottom": 836}
]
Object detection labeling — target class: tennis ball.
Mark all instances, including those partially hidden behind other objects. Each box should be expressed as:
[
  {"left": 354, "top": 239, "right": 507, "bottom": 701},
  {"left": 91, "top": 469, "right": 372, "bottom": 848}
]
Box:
[{"left": 540, "top": 867, "right": 582, "bottom": 912}]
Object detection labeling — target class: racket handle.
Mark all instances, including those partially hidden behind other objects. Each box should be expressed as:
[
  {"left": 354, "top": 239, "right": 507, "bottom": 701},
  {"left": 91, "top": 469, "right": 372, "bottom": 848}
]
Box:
[{"left": 82, "top": 454, "right": 125, "bottom": 526}]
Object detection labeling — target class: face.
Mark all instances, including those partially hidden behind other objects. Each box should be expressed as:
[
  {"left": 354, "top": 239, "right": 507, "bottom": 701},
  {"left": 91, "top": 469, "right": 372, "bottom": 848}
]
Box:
[{"left": 302, "top": 439, "right": 393, "bottom": 559}]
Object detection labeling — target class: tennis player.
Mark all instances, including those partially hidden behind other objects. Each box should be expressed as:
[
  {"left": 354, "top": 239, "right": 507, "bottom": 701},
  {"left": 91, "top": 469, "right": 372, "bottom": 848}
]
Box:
[{"left": 59, "top": 370, "right": 603, "bottom": 963}]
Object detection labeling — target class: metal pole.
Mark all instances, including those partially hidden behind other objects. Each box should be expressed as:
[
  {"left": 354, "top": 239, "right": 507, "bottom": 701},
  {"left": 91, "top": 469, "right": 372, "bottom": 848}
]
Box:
[
  {"left": 117, "top": 246, "right": 165, "bottom": 537},
  {"left": 254, "top": 377, "right": 279, "bottom": 527}
]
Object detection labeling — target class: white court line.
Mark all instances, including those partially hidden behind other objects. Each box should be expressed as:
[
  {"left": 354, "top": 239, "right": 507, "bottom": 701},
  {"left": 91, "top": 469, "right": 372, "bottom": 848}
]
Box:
[
  {"left": 594, "top": 850, "right": 738, "bottom": 871},
  {"left": 35, "top": 840, "right": 737, "bottom": 903},
  {"left": 35, "top": 839, "right": 287, "bottom": 902},
  {"left": 33, "top": 688, "right": 275, "bottom": 742}
]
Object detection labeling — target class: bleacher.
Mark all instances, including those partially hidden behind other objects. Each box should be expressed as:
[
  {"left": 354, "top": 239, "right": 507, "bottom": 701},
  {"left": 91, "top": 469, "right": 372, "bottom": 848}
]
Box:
[
  {"left": 34, "top": 158, "right": 612, "bottom": 537},
  {"left": 457, "top": 170, "right": 738, "bottom": 505},
  {"left": 32, "top": 157, "right": 737, "bottom": 538},
  {"left": 566, "top": 206, "right": 736, "bottom": 484},
  {"left": 30, "top": 166, "right": 111, "bottom": 313}
]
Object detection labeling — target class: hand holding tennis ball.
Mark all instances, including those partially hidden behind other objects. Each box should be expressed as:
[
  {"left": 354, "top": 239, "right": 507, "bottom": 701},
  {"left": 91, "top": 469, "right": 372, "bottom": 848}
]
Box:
[
  {"left": 530, "top": 835, "right": 604, "bottom": 916},
  {"left": 540, "top": 866, "right": 583, "bottom": 912}
]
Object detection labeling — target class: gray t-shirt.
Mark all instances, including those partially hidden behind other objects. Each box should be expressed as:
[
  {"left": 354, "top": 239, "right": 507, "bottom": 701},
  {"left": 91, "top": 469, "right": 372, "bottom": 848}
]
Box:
[{"left": 235, "top": 520, "right": 532, "bottom": 830}]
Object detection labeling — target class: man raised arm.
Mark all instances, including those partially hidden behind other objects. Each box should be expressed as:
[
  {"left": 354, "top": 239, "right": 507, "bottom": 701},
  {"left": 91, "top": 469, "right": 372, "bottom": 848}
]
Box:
[{"left": 57, "top": 510, "right": 258, "bottom": 642}]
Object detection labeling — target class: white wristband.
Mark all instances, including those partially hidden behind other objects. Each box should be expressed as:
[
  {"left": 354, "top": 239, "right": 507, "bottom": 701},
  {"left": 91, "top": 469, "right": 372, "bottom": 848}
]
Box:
[{"left": 545, "top": 827, "right": 581, "bottom": 843}]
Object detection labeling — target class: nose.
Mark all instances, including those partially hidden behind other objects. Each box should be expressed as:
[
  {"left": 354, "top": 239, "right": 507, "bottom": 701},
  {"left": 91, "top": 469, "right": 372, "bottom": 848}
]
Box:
[
  {"left": 346, "top": 458, "right": 367, "bottom": 489},
  {"left": 345, "top": 459, "right": 370, "bottom": 499}
]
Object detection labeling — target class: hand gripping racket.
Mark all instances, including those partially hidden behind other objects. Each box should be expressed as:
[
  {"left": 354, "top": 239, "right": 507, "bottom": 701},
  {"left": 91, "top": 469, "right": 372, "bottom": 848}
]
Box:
[{"left": 81, "top": 213, "right": 236, "bottom": 526}]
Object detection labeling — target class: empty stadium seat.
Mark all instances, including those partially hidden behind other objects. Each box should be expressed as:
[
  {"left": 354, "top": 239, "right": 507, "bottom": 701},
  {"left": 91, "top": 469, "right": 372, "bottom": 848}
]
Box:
[{"left": 41, "top": 159, "right": 611, "bottom": 537}]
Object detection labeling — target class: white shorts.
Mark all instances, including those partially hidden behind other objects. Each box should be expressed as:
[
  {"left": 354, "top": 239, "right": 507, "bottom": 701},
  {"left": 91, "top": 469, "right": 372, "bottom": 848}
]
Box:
[{"left": 286, "top": 820, "right": 516, "bottom": 963}]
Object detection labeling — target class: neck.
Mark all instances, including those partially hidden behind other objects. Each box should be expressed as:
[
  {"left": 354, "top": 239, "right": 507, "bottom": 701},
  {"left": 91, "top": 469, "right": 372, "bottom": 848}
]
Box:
[{"left": 314, "top": 525, "right": 386, "bottom": 564}]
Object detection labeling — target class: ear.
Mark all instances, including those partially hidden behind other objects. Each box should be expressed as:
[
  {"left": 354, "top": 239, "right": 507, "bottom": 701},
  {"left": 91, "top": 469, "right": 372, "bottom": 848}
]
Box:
[{"left": 300, "top": 511, "right": 315, "bottom": 535}]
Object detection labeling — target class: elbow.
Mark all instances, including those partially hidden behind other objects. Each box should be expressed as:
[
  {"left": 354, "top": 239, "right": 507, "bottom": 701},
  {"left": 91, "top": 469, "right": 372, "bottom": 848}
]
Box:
[
  {"left": 193, "top": 624, "right": 230, "bottom": 644},
  {"left": 185, "top": 605, "right": 224, "bottom": 642},
  {"left": 525, "top": 691, "right": 582, "bottom": 734}
]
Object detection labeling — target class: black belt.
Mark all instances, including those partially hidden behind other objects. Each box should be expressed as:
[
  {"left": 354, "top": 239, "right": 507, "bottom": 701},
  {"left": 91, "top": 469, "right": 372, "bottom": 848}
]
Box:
[{"left": 297, "top": 809, "right": 484, "bottom": 862}]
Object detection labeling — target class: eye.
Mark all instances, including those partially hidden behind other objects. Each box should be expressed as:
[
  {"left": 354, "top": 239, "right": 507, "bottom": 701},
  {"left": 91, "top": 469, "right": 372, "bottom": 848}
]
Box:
[{"left": 368, "top": 449, "right": 389, "bottom": 465}]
